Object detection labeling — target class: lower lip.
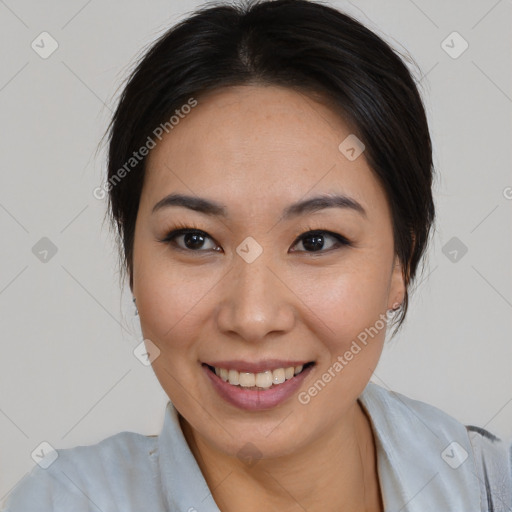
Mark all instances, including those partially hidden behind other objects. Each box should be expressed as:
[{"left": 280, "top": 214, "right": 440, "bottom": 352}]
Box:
[{"left": 203, "top": 364, "right": 314, "bottom": 411}]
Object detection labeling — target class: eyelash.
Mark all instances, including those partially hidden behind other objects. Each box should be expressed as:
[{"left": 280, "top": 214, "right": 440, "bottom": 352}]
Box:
[{"left": 157, "top": 222, "right": 352, "bottom": 254}]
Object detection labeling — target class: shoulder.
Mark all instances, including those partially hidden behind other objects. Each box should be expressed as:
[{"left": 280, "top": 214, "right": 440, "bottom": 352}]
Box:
[
  {"left": 364, "top": 381, "right": 505, "bottom": 442},
  {"left": 466, "top": 425, "right": 512, "bottom": 509},
  {"left": 2, "top": 431, "right": 160, "bottom": 512},
  {"left": 362, "top": 381, "right": 475, "bottom": 438},
  {"left": 400, "top": 387, "right": 512, "bottom": 503},
  {"left": 361, "top": 382, "right": 512, "bottom": 510}
]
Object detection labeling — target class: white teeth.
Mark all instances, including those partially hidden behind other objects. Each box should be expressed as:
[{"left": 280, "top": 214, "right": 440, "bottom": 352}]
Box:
[
  {"left": 211, "top": 364, "right": 309, "bottom": 389},
  {"left": 255, "top": 370, "right": 273, "bottom": 389},
  {"left": 272, "top": 368, "right": 286, "bottom": 385},
  {"left": 239, "top": 372, "right": 255, "bottom": 388},
  {"left": 228, "top": 369, "right": 239, "bottom": 386}
]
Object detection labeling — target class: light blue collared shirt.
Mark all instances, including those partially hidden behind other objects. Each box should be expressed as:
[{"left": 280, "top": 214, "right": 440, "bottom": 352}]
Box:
[{"left": 3, "top": 382, "right": 511, "bottom": 511}]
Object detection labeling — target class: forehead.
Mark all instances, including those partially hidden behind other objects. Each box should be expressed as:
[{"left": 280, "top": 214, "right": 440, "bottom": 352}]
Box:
[{"left": 142, "top": 85, "right": 386, "bottom": 218}]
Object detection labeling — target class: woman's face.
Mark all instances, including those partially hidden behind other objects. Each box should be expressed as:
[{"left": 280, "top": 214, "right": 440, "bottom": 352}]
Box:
[{"left": 132, "top": 85, "right": 405, "bottom": 459}]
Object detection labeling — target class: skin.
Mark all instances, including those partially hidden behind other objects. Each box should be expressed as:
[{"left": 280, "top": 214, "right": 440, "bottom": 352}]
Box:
[{"left": 131, "top": 85, "right": 405, "bottom": 511}]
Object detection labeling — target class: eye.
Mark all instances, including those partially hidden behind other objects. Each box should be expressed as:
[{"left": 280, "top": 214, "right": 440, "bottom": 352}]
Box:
[
  {"left": 290, "top": 230, "right": 351, "bottom": 253},
  {"left": 158, "top": 228, "right": 220, "bottom": 252},
  {"left": 158, "top": 226, "right": 351, "bottom": 254}
]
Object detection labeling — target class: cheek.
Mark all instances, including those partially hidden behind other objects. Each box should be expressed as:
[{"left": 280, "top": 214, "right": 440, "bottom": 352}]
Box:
[
  {"left": 296, "top": 255, "right": 391, "bottom": 340},
  {"left": 133, "top": 256, "right": 217, "bottom": 409},
  {"left": 138, "top": 281, "right": 209, "bottom": 349},
  {"left": 134, "top": 246, "right": 218, "bottom": 351},
  {"left": 296, "top": 271, "right": 388, "bottom": 411},
  {"left": 293, "top": 257, "right": 391, "bottom": 401}
]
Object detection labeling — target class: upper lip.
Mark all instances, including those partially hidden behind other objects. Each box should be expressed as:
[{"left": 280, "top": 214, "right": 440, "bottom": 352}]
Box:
[{"left": 203, "top": 359, "right": 313, "bottom": 373}]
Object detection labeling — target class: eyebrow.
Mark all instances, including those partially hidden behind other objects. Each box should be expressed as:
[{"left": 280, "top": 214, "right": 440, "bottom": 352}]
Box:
[{"left": 151, "top": 192, "right": 366, "bottom": 219}]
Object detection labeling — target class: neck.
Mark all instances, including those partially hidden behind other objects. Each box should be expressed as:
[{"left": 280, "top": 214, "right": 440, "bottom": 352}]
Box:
[{"left": 181, "top": 400, "right": 383, "bottom": 512}]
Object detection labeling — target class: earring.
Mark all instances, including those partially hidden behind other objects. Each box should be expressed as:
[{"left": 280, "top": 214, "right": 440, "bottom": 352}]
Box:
[
  {"left": 386, "top": 302, "right": 402, "bottom": 318},
  {"left": 133, "top": 297, "right": 138, "bottom": 316}
]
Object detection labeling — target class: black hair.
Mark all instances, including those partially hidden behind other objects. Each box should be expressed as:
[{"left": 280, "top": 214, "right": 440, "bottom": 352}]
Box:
[{"left": 105, "top": 0, "right": 435, "bottom": 334}]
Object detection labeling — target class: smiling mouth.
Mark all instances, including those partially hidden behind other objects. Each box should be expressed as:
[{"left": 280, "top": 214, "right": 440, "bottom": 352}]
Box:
[{"left": 204, "top": 362, "right": 315, "bottom": 390}]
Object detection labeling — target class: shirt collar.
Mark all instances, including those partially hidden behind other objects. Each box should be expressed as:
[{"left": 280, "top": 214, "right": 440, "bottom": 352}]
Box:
[
  {"left": 157, "top": 382, "right": 482, "bottom": 511},
  {"left": 157, "top": 403, "right": 221, "bottom": 512}
]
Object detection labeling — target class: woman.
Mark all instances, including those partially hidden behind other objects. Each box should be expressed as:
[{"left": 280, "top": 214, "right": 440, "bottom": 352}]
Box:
[{"left": 4, "top": 0, "right": 511, "bottom": 510}]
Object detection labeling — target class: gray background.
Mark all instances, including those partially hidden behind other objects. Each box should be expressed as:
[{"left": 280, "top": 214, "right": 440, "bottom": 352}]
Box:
[{"left": 1, "top": 0, "right": 511, "bottom": 503}]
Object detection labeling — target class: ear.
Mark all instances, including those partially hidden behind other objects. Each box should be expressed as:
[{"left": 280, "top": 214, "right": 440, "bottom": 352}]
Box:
[{"left": 388, "top": 254, "right": 406, "bottom": 310}]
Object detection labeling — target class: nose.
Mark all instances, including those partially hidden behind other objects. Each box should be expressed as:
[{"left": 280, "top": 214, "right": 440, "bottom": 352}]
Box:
[{"left": 215, "top": 253, "right": 296, "bottom": 343}]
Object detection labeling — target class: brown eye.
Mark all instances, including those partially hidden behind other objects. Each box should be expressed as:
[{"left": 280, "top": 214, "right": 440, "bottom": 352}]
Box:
[
  {"left": 291, "top": 230, "right": 351, "bottom": 253},
  {"left": 160, "top": 229, "right": 220, "bottom": 252}
]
